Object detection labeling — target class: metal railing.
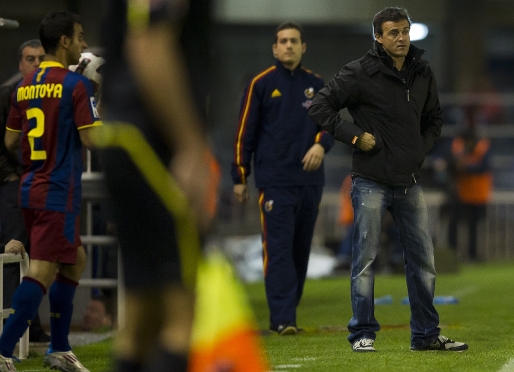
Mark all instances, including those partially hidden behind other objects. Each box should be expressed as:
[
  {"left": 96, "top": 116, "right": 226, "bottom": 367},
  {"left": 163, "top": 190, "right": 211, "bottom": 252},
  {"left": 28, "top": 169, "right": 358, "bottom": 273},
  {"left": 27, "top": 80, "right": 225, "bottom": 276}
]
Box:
[
  {"left": 81, "top": 168, "right": 124, "bottom": 328},
  {"left": 0, "top": 254, "right": 29, "bottom": 359}
]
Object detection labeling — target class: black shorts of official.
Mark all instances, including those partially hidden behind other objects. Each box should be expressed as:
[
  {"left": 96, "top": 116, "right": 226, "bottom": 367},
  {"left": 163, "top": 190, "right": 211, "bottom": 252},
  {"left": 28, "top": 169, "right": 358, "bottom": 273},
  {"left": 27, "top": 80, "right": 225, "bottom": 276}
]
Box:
[{"left": 100, "top": 148, "right": 182, "bottom": 289}]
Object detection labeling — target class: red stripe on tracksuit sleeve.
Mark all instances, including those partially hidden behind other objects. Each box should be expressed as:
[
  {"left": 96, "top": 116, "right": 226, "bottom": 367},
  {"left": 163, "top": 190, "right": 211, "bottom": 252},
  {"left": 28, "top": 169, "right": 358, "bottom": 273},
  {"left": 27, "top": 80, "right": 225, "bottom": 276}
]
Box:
[{"left": 233, "top": 66, "right": 275, "bottom": 184}]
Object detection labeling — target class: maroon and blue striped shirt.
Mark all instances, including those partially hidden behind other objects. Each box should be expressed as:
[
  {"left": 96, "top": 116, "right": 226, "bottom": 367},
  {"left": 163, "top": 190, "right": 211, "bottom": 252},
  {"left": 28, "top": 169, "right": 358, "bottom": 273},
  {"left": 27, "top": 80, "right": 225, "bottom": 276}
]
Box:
[{"left": 6, "top": 61, "right": 102, "bottom": 215}]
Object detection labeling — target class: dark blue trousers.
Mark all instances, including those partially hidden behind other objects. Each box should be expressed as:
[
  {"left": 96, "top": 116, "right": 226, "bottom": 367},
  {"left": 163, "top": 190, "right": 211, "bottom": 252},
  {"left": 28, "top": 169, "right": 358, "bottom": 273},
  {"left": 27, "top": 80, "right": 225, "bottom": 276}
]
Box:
[{"left": 258, "top": 185, "right": 322, "bottom": 328}]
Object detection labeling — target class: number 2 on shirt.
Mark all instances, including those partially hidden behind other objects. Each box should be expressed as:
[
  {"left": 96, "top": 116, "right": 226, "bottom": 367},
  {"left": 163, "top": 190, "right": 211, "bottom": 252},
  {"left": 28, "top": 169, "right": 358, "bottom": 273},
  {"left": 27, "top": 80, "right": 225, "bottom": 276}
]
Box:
[{"left": 26, "top": 107, "right": 47, "bottom": 160}]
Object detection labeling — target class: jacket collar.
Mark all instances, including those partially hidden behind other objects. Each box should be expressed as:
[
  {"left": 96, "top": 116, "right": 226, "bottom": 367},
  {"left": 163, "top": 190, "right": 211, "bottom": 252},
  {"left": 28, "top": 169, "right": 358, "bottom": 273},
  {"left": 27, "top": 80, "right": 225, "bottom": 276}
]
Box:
[
  {"left": 275, "top": 60, "right": 302, "bottom": 75},
  {"left": 362, "top": 41, "right": 425, "bottom": 76}
]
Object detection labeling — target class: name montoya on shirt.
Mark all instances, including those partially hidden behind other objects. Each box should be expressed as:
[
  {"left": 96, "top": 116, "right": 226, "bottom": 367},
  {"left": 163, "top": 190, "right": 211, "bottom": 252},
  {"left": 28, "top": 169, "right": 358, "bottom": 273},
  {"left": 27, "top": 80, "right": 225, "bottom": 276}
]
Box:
[{"left": 16, "top": 83, "right": 63, "bottom": 101}]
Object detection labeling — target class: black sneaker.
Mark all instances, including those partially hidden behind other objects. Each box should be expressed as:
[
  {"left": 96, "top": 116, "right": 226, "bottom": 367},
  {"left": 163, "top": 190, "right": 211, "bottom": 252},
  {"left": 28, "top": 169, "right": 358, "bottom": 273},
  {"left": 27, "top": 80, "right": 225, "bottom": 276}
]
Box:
[
  {"left": 411, "top": 335, "right": 468, "bottom": 352},
  {"left": 352, "top": 338, "right": 376, "bottom": 352},
  {"left": 270, "top": 324, "right": 297, "bottom": 336}
]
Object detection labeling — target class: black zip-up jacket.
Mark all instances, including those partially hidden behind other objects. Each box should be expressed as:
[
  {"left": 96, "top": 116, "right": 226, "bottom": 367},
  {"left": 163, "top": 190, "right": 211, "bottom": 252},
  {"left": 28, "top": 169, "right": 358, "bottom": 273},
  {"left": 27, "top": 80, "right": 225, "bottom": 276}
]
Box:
[
  {"left": 0, "top": 73, "right": 23, "bottom": 182},
  {"left": 308, "top": 42, "right": 442, "bottom": 187}
]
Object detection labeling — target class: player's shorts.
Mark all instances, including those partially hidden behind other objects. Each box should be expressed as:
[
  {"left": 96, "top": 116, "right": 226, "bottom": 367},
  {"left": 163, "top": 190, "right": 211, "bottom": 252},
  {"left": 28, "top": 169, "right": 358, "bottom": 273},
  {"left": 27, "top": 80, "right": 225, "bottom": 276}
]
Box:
[
  {"left": 100, "top": 147, "right": 182, "bottom": 290},
  {"left": 21, "top": 209, "right": 82, "bottom": 264}
]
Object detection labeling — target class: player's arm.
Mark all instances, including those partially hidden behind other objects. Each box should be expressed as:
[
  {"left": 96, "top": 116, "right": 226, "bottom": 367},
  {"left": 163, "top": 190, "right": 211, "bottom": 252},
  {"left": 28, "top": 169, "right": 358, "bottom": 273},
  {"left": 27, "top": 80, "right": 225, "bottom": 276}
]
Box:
[
  {"left": 233, "top": 184, "right": 249, "bottom": 204},
  {"left": 230, "top": 79, "right": 263, "bottom": 203},
  {"left": 4, "top": 89, "right": 22, "bottom": 159},
  {"left": 126, "top": 23, "right": 206, "bottom": 149},
  {"left": 79, "top": 126, "right": 101, "bottom": 150},
  {"left": 125, "top": 16, "right": 213, "bottom": 231},
  {"left": 302, "top": 143, "right": 325, "bottom": 171},
  {"left": 4, "top": 128, "right": 20, "bottom": 157},
  {"left": 4, "top": 239, "right": 26, "bottom": 258}
]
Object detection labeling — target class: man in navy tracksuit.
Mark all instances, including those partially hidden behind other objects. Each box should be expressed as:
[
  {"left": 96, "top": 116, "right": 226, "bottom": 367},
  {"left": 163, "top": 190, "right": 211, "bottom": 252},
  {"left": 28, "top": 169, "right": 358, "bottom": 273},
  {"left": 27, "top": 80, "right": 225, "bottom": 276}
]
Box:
[{"left": 231, "top": 21, "right": 333, "bottom": 335}]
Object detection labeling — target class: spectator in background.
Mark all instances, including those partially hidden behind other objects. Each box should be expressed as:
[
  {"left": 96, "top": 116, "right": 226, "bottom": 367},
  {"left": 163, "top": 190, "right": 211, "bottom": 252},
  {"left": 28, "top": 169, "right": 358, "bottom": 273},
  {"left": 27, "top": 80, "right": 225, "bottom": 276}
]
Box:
[
  {"left": 334, "top": 174, "right": 353, "bottom": 271},
  {"left": 448, "top": 128, "right": 493, "bottom": 261},
  {"left": 0, "top": 39, "right": 50, "bottom": 344},
  {"left": 231, "top": 21, "right": 334, "bottom": 336},
  {"left": 81, "top": 295, "right": 114, "bottom": 333}
]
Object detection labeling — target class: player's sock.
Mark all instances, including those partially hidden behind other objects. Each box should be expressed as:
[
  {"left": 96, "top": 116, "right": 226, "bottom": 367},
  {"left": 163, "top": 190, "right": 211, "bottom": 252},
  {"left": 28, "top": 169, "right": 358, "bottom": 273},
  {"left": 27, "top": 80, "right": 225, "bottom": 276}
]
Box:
[
  {"left": 49, "top": 273, "right": 78, "bottom": 352},
  {"left": 112, "top": 359, "right": 143, "bottom": 372},
  {"left": 143, "top": 349, "right": 188, "bottom": 372},
  {"left": 0, "top": 277, "right": 46, "bottom": 357}
]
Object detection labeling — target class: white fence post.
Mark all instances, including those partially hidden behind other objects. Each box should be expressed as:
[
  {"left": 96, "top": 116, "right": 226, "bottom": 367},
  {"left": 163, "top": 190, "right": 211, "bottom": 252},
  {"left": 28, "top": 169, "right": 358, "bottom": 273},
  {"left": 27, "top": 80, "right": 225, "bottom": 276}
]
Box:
[{"left": 0, "top": 253, "right": 30, "bottom": 359}]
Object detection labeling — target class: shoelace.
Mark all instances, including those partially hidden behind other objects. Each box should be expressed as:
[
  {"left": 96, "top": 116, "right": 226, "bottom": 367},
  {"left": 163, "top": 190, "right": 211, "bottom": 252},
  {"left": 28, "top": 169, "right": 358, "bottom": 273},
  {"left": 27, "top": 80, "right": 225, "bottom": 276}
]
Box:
[
  {"left": 438, "top": 335, "right": 449, "bottom": 342},
  {"left": 358, "top": 339, "right": 374, "bottom": 347}
]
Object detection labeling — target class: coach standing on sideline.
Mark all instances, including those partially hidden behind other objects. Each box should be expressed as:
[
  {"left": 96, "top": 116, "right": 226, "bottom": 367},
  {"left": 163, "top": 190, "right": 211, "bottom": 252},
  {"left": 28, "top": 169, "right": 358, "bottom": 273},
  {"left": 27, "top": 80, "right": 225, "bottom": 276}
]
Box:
[
  {"left": 231, "top": 21, "right": 333, "bottom": 336},
  {"left": 308, "top": 7, "right": 468, "bottom": 352}
]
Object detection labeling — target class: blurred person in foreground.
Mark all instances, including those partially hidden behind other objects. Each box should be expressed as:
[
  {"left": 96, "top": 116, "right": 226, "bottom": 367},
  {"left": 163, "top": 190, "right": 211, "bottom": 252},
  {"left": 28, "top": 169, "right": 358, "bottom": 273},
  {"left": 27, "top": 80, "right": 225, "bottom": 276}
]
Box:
[
  {"left": 308, "top": 6, "right": 468, "bottom": 352},
  {"left": 231, "top": 21, "right": 334, "bottom": 335},
  {"left": 0, "top": 39, "right": 50, "bottom": 344},
  {"left": 1, "top": 10, "right": 101, "bottom": 372},
  {"left": 100, "top": 0, "right": 217, "bottom": 371}
]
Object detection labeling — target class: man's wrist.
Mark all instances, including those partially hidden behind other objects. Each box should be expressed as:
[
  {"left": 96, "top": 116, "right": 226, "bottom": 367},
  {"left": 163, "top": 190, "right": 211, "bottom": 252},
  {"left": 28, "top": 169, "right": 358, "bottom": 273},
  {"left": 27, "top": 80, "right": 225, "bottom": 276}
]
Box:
[{"left": 353, "top": 132, "right": 365, "bottom": 147}]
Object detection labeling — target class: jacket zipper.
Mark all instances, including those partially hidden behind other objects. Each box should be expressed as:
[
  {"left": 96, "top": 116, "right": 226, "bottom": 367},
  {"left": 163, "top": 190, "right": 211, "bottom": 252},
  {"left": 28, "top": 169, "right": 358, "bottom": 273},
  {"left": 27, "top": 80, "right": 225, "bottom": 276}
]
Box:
[{"left": 401, "top": 78, "right": 410, "bottom": 102}]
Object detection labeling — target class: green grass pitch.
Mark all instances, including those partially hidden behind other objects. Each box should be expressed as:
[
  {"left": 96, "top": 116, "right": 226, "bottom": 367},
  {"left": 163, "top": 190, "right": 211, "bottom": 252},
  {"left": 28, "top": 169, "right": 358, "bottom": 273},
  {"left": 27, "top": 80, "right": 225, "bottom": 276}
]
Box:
[{"left": 10, "top": 261, "right": 514, "bottom": 371}]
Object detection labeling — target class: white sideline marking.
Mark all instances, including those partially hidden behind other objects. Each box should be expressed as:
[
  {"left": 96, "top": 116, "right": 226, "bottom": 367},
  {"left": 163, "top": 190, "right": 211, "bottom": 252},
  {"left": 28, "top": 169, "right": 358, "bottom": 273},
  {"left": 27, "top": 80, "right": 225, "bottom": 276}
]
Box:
[
  {"left": 274, "top": 364, "right": 302, "bottom": 369},
  {"left": 291, "top": 357, "right": 316, "bottom": 361},
  {"left": 451, "top": 285, "right": 478, "bottom": 299},
  {"left": 498, "top": 358, "right": 514, "bottom": 372}
]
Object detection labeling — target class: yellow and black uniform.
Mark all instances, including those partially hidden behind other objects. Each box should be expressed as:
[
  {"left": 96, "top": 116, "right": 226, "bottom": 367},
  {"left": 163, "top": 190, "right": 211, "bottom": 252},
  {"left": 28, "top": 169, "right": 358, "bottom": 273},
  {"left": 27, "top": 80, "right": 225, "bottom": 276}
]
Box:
[{"left": 100, "top": 0, "right": 210, "bottom": 289}]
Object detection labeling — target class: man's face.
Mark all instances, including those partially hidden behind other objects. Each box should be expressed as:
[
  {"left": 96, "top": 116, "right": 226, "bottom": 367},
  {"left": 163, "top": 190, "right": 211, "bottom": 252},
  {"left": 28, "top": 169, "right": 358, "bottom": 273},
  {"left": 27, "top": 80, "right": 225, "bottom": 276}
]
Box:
[
  {"left": 19, "top": 46, "right": 45, "bottom": 77},
  {"left": 82, "top": 299, "right": 111, "bottom": 332},
  {"left": 67, "top": 22, "right": 88, "bottom": 66},
  {"left": 375, "top": 19, "right": 410, "bottom": 59},
  {"left": 272, "top": 28, "right": 306, "bottom": 69}
]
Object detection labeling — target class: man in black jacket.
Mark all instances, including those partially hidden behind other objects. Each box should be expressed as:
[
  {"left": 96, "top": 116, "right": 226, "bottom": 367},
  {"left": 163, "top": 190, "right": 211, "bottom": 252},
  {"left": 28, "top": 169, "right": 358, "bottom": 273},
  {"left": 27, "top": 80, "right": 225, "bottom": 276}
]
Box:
[{"left": 309, "top": 7, "right": 468, "bottom": 353}]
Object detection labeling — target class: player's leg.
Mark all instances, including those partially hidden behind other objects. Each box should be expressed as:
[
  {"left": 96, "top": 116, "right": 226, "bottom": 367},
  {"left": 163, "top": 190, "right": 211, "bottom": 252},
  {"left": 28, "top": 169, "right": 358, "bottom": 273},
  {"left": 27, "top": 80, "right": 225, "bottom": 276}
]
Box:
[
  {"left": 101, "top": 145, "right": 189, "bottom": 372},
  {"left": 391, "top": 184, "right": 440, "bottom": 349},
  {"left": 48, "top": 245, "right": 87, "bottom": 352},
  {"left": 0, "top": 258, "right": 56, "bottom": 358},
  {"left": 113, "top": 291, "right": 164, "bottom": 370},
  {"left": 259, "top": 187, "right": 298, "bottom": 332},
  {"left": 0, "top": 208, "right": 60, "bottom": 359},
  {"left": 347, "top": 178, "right": 385, "bottom": 346},
  {"left": 116, "top": 286, "right": 194, "bottom": 372},
  {"left": 292, "top": 185, "right": 322, "bottom": 307},
  {"left": 21, "top": 210, "right": 90, "bottom": 371}
]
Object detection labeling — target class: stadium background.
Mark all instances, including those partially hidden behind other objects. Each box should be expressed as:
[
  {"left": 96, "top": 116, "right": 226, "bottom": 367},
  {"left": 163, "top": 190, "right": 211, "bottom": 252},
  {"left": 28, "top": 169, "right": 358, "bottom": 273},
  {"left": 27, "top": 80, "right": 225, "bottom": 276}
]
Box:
[{"left": 1, "top": 0, "right": 514, "bottom": 327}]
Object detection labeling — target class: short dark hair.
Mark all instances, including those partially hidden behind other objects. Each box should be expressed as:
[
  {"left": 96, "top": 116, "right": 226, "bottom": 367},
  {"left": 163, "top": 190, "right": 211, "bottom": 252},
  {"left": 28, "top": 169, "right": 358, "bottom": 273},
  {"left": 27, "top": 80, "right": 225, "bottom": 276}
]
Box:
[
  {"left": 275, "top": 21, "right": 304, "bottom": 43},
  {"left": 372, "top": 7, "right": 412, "bottom": 36},
  {"left": 39, "top": 10, "right": 81, "bottom": 55},
  {"left": 17, "top": 39, "right": 43, "bottom": 62}
]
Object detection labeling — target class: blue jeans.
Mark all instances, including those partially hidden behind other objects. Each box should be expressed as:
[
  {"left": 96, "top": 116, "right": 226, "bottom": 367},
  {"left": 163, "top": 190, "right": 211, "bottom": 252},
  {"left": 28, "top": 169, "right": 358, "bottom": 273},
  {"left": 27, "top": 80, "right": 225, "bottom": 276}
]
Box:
[{"left": 347, "top": 177, "right": 440, "bottom": 348}]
